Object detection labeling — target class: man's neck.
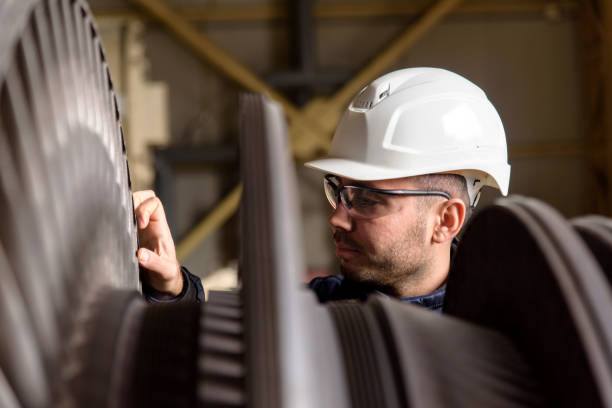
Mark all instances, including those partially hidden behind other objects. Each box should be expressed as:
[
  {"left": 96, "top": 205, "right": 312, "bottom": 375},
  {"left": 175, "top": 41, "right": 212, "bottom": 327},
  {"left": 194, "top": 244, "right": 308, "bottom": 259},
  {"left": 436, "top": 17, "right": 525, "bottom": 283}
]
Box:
[{"left": 394, "top": 245, "right": 451, "bottom": 298}]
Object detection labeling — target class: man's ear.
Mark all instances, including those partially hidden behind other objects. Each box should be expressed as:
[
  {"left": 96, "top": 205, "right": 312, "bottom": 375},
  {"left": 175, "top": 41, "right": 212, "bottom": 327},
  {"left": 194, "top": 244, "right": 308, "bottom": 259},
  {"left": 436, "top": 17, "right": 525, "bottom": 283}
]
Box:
[{"left": 432, "top": 198, "right": 466, "bottom": 244}]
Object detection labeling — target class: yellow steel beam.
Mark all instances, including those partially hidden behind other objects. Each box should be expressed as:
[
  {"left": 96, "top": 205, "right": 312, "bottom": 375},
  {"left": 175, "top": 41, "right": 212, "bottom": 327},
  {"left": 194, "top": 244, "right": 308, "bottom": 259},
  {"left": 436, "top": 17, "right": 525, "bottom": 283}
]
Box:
[
  {"left": 176, "top": 4, "right": 286, "bottom": 21},
  {"left": 132, "top": 0, "right": 462, "bottom": 250},
  {"left": 128, "top": 0, "right": 462, "bottom": 158},
  {"left": 329, "top": 0, "right": 461, "bottom": 110},
  {"left": 290, "top": 0, "right": 463, "bottom": 159},
  {"left": 128, "top": 0, "right": 330, "bottom": 159},
  {"left": 96, "top": 1, "right": 578, "bottom": 22},
  {"left": 126, "top": 0, "right": 315, "bottom": 256},
  {"left": 128, "top": 0, "right": 302, "bottom": 120},
  {"left": 317, "top": 0, "right": 577, "bottom": 18},
  {"left": 176, "top": 184, "right": 242, "bottom": 261}
]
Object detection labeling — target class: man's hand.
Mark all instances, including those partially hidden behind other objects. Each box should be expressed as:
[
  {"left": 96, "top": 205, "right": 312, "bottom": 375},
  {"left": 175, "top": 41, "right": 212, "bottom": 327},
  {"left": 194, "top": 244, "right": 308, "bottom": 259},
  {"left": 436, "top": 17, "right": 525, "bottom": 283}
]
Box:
[{"left": 133, "top": 190, "right": 183, "bottom": 296}]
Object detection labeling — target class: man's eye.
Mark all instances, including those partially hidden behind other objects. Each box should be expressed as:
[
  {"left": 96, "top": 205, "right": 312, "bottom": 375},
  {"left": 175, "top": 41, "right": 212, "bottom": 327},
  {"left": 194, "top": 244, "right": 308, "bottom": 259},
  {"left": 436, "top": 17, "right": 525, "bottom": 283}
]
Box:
[
  {"left": 353, "top": 197, "right": 377, "bottom": 208},
  {"left": 351, "top": 190, "right": 383, "bottom": 208}
]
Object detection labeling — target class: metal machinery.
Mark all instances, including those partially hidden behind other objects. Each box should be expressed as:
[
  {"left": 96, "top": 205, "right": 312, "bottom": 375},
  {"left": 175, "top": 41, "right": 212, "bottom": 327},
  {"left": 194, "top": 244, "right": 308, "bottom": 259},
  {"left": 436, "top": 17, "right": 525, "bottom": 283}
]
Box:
[
  {"left": 2, "top": 1, "right": 612, "bottom": 407},
  {"left": 0, "top": 0, "right": 138, "bottom": 406}
]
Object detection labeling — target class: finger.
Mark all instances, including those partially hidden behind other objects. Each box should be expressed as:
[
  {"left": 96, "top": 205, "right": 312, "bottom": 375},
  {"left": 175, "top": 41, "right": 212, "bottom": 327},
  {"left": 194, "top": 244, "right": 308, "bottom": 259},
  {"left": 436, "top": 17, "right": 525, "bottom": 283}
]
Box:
[
  {"left": 134, "top": 196, "right": 165, "bottom": 229},
  {"left": 133, "top": 190, "right": 156, "bottom": 208},
  {"left": 137, "top": 248, "right": 182, "bottom": 293},
  {"left": 138, "top": 247, "right": 176, "bottom": 275}
]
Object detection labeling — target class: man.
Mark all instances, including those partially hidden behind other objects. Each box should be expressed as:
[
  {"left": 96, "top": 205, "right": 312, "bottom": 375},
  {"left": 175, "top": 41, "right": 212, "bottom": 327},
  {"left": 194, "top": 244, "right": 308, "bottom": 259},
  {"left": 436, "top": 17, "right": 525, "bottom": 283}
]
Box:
[
  {"left": 305, "top": 67, "right": 510, "bottom": 310},
  {"left": 135, "top": 67, "right": 510, "bottom": 309}
]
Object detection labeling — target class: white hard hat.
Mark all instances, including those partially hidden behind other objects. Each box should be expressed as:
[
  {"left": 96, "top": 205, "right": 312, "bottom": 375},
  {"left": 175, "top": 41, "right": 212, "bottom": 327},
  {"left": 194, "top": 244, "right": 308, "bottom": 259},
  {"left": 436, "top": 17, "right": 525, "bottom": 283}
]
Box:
[{"left": 305, "top": 67, "right": 510, "bottom": 206}]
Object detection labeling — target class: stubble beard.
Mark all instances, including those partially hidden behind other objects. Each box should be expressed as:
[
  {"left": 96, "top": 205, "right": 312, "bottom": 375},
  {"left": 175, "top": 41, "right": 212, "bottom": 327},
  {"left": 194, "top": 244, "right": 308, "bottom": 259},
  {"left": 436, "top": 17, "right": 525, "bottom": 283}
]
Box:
[{"left": 339, "top": 217, "right": 429, "bottom": 290}]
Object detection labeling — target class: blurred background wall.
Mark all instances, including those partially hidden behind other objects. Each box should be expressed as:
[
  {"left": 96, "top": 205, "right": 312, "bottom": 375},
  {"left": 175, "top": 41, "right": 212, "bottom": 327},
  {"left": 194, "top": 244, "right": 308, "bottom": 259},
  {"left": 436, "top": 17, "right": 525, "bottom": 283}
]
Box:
[{"left": 89, "top": 0, "right": 611, "bottom": 289}]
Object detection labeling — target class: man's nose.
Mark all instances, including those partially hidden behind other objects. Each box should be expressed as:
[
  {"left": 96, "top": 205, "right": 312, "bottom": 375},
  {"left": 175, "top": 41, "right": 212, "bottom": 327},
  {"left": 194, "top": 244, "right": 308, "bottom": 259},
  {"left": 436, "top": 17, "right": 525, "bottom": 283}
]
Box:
[{"left": 328, "top": 202, "right": 353, "bottom": 231}]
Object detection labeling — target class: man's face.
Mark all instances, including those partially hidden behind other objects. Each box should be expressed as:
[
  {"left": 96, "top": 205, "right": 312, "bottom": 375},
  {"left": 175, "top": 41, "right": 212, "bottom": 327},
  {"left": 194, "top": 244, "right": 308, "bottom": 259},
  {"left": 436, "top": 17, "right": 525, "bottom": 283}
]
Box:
[{"left": 328, "top": 177, "right": 435, "bottom": 289}]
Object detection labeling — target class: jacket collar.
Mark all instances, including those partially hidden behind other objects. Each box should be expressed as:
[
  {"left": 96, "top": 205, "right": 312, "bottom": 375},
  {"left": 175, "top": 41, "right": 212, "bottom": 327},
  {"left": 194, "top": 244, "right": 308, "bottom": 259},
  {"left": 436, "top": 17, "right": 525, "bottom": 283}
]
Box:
[{"left": 399, "top": 285, "right": 446, "bottom": 311}]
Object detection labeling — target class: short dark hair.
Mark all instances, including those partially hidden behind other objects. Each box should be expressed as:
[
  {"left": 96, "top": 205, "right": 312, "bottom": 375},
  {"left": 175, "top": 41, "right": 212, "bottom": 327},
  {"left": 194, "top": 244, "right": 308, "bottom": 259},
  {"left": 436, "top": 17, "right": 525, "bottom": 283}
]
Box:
[{"left": 412, "top": 174, "right": 472, "bottom": 221}]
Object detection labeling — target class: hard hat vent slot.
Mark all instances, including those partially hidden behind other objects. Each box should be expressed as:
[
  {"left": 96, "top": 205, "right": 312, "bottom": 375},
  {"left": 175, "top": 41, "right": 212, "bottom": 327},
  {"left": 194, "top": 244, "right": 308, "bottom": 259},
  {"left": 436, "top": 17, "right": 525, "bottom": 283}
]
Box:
[{"left": 352, "top": 100, "right": 373, "bottom": 111}]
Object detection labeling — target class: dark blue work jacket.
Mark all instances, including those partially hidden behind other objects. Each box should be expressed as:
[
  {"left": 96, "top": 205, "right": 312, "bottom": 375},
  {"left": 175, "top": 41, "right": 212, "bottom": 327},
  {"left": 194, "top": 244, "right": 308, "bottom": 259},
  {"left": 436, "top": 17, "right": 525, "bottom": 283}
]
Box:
[{"left": 308, "top": 275, "right": 446, "bottom": 312}]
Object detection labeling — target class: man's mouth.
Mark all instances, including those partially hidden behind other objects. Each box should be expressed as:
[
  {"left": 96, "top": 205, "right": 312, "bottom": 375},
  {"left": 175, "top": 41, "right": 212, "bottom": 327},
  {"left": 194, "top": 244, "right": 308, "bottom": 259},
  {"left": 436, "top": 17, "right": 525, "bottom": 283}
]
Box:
[
  {"left": 333, "top": 232, "right": 361, "bottom": 258},
  {"left": 335, "top": 245, "right": 360, "bottom": 259}
]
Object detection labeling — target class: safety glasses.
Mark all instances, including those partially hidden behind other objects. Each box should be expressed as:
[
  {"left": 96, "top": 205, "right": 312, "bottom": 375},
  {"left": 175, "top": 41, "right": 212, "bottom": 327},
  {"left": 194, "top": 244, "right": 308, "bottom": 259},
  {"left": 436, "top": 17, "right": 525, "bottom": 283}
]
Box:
[{"left": 323, "top": 174, "right": 451, "bottom": 219}]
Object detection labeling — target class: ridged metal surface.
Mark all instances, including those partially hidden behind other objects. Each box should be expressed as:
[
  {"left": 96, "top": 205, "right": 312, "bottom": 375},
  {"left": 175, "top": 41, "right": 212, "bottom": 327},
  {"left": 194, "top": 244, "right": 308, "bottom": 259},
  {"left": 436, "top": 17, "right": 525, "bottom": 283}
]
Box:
[
  {"left": 327, "top": 293, "right": 544, "bottom": 408},
  {"left": 198, "top": 290, "right": 245, "bottom": 408},
  {"left": 572, "top": 215, "right": 612, "bottom": 282},
  {"left": 128, "top": 298, "right": 200, "bottom": 408},
  {"left": 444, "top": 196, "right": 612, "bottom": 407},
  {"left": 328, "top": 301, "right": 403, "bottom": 408},
  {"left": 375, "top": 296, "right": 544, "bottom": 408},
  {"left": 0, "top": 0, "right": 138, "bottom": 406},
  {"left": 237, "top": 93, "right": 350, "bottom": 408},
  {"left": 0, "top": 367, "right": 20, "bottom": 408}
]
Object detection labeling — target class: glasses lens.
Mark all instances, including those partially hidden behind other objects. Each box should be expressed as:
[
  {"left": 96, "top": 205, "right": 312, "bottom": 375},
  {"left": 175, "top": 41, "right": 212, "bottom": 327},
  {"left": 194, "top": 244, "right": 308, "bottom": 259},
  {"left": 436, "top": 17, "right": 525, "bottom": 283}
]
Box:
[
  {"left": 344, "top": 187, "right": 388, "bottom": 218},
  {"left": 323, "top": 177, "right": 339, "bottom": 209}
]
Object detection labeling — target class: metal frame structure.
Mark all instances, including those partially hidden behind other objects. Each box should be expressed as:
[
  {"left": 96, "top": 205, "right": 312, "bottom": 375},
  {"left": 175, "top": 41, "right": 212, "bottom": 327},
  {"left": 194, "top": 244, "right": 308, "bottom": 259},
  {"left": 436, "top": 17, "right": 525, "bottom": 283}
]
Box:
[
  {"left": 125, "top": 0, "right": 463, "bottom": 258},
  {"left": 96, "top": 1, "right": 579, "bottom": 22},
  {"left": 94, "top": 0, "right": 605, "bottom": 256}
]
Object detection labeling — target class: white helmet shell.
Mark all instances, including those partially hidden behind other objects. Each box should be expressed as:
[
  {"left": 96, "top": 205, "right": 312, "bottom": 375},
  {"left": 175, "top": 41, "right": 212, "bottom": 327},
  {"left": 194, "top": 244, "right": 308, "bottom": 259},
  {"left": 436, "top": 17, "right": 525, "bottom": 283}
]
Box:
[{"left": 305, "top": 67, "right": 510, "bottom": 205}]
